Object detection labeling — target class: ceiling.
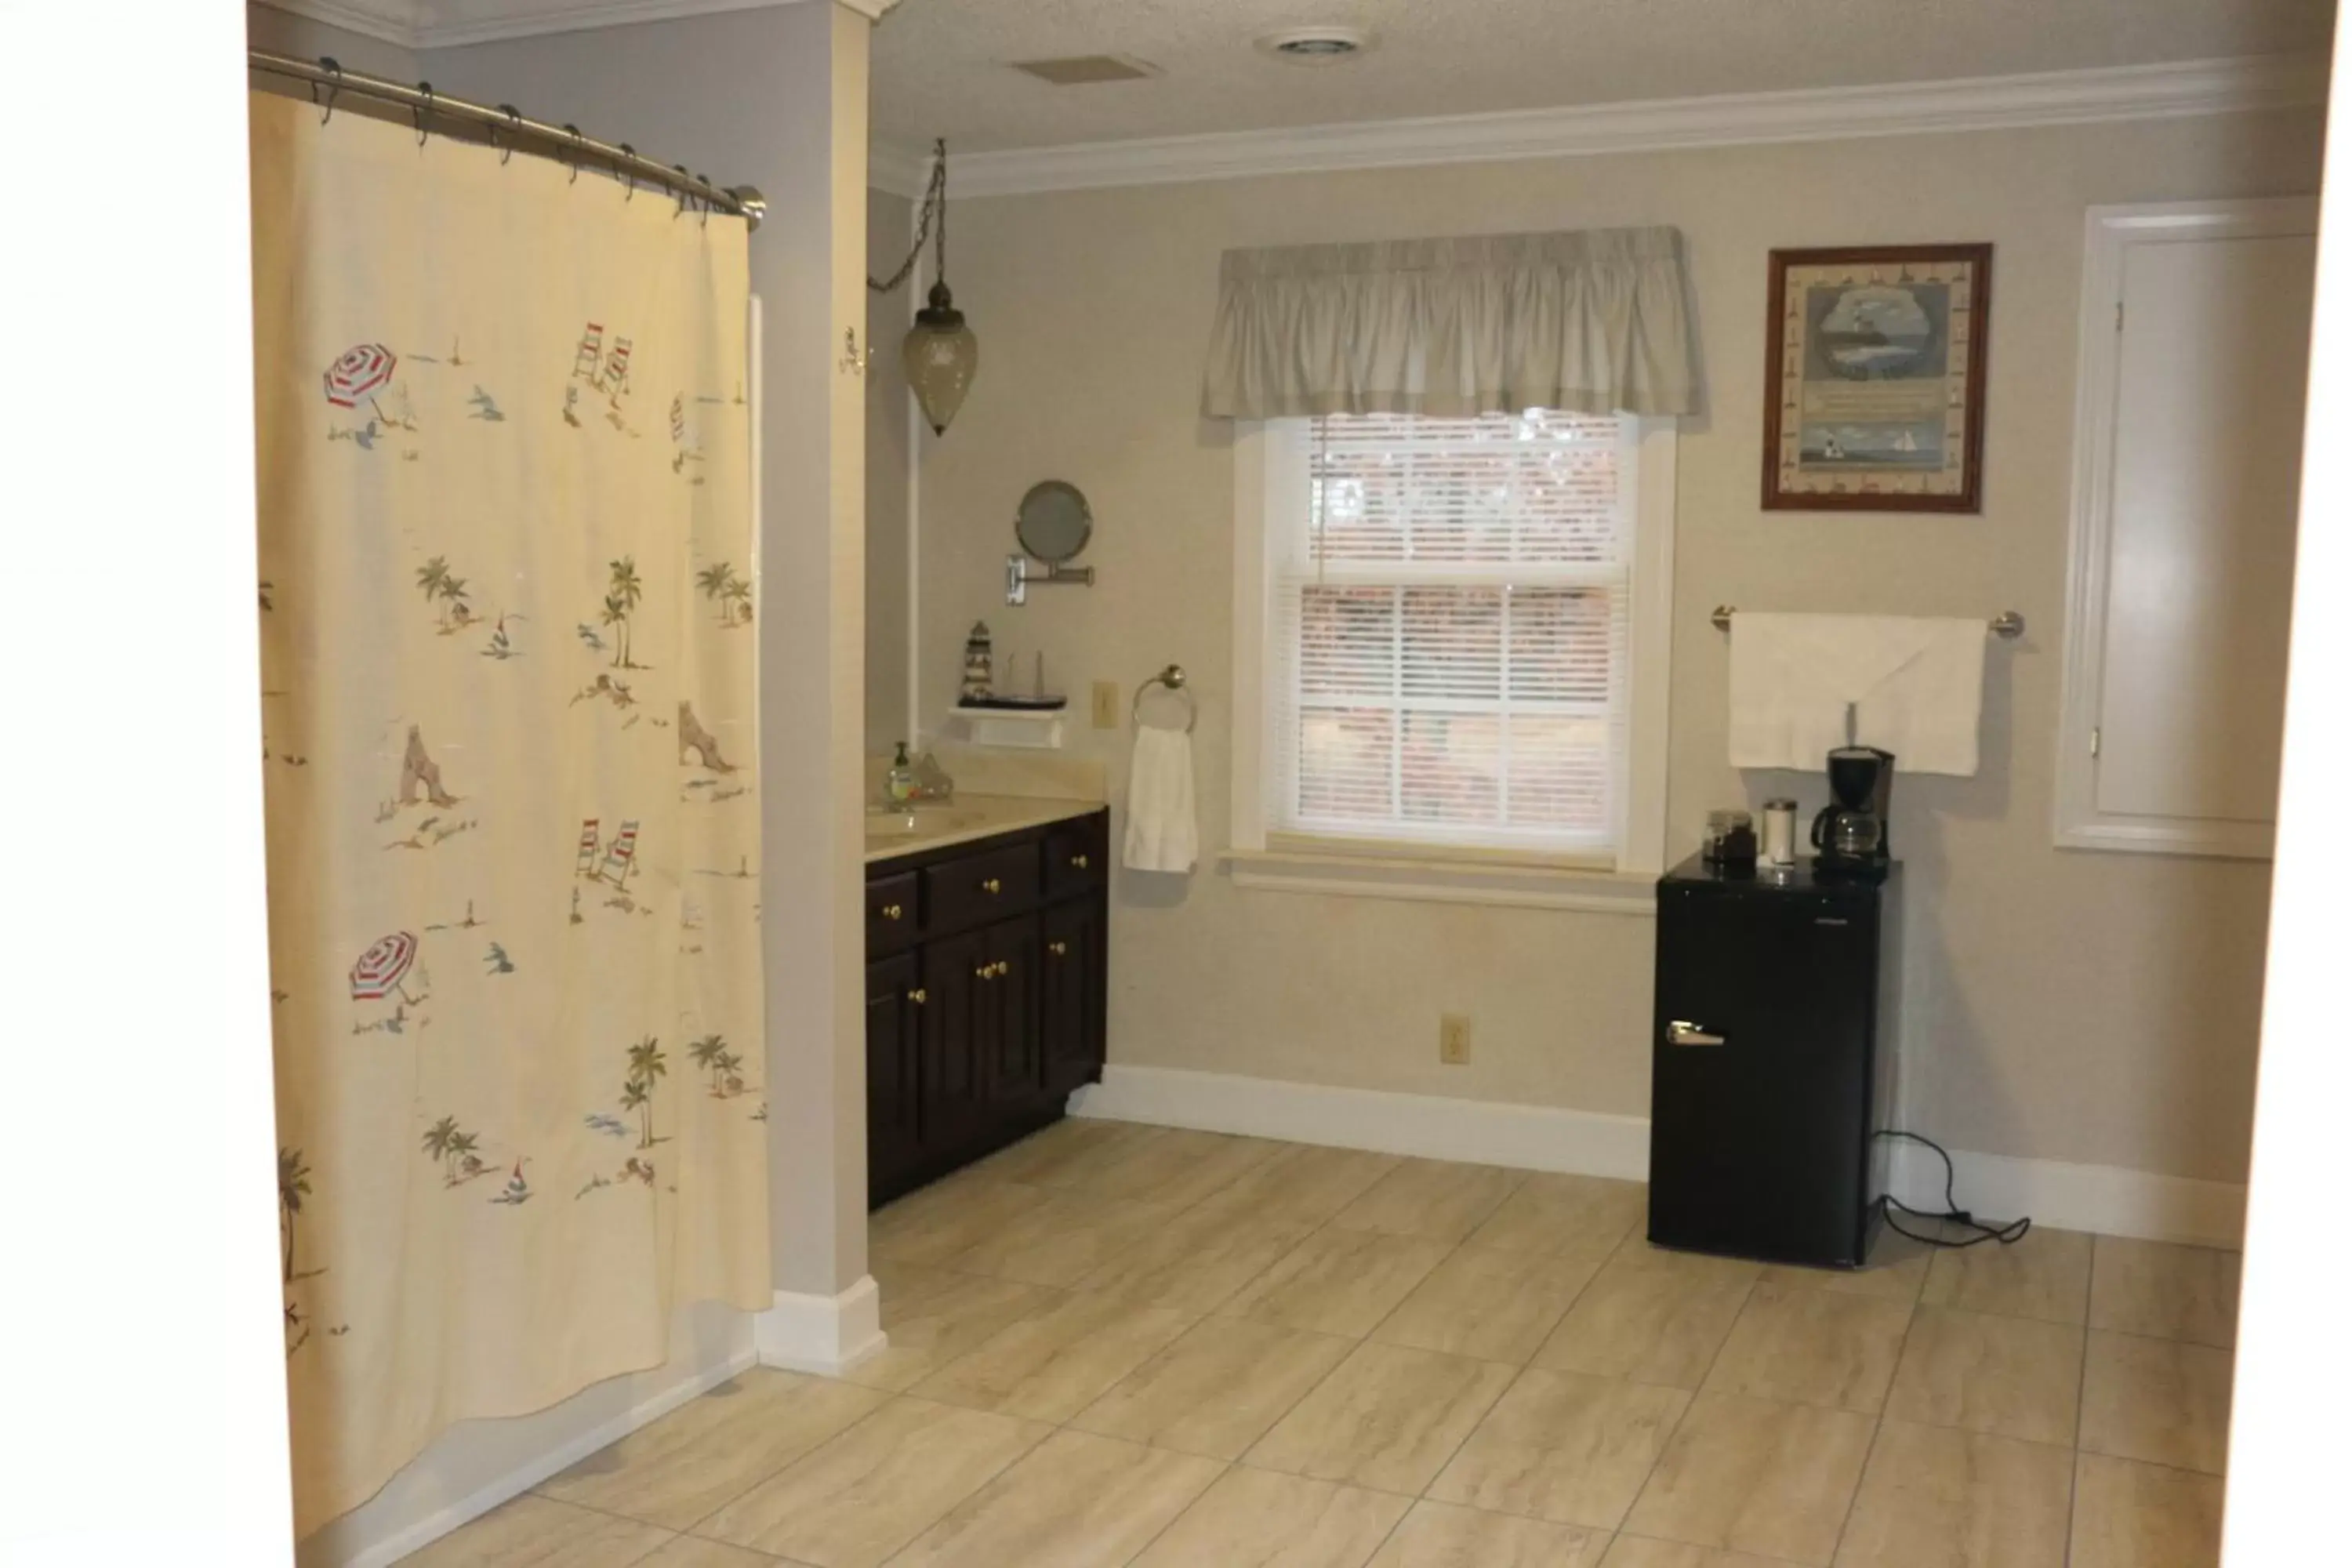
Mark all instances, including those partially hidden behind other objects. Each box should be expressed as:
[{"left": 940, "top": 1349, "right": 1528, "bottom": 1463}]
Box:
[{"left": 872, "top": 0, "right": 2334, "bottom": 153}]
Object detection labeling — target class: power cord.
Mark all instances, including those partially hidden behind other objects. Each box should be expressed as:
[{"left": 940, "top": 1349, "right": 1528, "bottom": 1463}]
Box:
[{"left": 1871, "top": 1130, "right": 2031, "bottom": 1249}]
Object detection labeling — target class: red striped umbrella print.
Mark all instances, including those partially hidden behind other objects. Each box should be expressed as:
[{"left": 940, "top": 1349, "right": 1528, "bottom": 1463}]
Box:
[
  {"left": 349, "top": 931, "right": 419, "bottom": 1002},
  {"left": 324, "top": 343, "right": 397, "bottom": 408}
]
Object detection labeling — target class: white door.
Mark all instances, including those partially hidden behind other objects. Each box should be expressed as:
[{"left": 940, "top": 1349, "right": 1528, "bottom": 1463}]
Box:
[{"left": 2056, "top": 199, "right": 2318, "bottom": 858}]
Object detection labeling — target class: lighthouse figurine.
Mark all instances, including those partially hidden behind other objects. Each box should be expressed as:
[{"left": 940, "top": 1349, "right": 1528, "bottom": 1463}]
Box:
[{"left": 960, "top": 622, "right": 995, "bottom": 705}]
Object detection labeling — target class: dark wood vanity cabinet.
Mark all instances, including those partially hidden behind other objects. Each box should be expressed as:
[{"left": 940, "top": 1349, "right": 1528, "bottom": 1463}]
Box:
[
  {"left": 866, "top": 810, "right": 1109, "bottom": 1207},
  {"left": 1039, "top": 897, "right": 1106, "bottom": 1099},
  {"left": 864, "top": 950, "right": 923, "bottom": 1200}
]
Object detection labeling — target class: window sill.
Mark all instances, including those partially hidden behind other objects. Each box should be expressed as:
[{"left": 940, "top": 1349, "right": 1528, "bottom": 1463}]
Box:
[{"left": 1220, "top": 846, "right": 1658, "bottom": 915}]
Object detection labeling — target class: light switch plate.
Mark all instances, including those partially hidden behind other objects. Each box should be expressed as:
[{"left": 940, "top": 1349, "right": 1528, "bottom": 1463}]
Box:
[
  {"left": 1091, "top": 681, "right": 1120, "bottom": 729},
  {"left": 1439, "top": 1014, "right": 1472, "bottom": 1065}
]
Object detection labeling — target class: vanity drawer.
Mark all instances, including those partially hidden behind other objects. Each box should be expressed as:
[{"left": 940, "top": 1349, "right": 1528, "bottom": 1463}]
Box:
[
  {"left": 866, "top": 870, "right": 921, "bottom": 956},
  {"left": 1045, "top": 815, "right": 1108, "bottom": 900},
  {"left": 924, "top": 842, "right": 1040, "bottom": 935}
]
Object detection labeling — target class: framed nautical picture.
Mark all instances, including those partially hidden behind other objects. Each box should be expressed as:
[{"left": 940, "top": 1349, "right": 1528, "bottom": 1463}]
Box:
[{"left": 1762, "top": 243, "right": 1992, "bottom": 512}]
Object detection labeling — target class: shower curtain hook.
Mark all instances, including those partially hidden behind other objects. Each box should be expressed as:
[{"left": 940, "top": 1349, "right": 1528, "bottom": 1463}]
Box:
[
  {"left": 696, "top": 175, "right": 713, "bottom": 227},
  {"left": 673, "top": 165, "right": 691, "bottom": 218},
  {"left": 496, "top": 106, "right": 523, "bottom": 165},
  {"left": 619, "top": 145, "right": 637, "bottom": 201},
  {"left": 412, "top": 82, "right": 435, "bottom": 147},
  {"left": 314, "top": 58, "right": 343, "bottom": 125},
  {"left": 562, "top": 125, "right": 585, "bottom": 184}
]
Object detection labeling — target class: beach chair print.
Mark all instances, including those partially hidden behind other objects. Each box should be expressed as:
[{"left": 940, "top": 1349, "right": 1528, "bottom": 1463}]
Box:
[
  {"left": 604, "top": 338, "right": 633, "bottom": 396},
  {"left": 572, "top": 323, "right": 605, "bottom": 385},
  {"left": 599, "top": 820, "right": 641, "bottom": 891},
  {"left": 575, "top": 818, "right": 601, "bottom": 877}
]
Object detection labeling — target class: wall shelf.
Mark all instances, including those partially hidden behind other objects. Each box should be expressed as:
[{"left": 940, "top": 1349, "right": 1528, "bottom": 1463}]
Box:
[{"left": 948, "top": 706, "right": 1068, "bottom": 750}]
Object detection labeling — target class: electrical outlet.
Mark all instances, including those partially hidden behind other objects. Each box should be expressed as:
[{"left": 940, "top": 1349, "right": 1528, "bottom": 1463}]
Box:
[
  {"left": 1439, "top": 1014, "right": 1472, "bottom": 1065},
  {"left": 1091, "top": 680, "right": 1120, "bottom": 729}
]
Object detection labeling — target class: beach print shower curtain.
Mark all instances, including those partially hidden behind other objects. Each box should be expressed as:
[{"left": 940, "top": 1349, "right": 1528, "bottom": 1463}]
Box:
[{"left": 248, "top": 91, "right": 768, "bottom": 1534}]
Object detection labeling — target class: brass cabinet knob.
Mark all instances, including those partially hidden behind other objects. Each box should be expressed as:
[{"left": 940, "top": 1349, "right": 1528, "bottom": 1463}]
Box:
[
  {"left": 996, "top": 960, "right": 1011, "bottom": 978},
  {"left": 975, "top": 964, "right": 992, "bottom": 980},
  {"left": 1048, "top": 940, "right": 1069, "bottom": 956},
  {"left": 880, "top": 903, "right": 904, "bottom": 920},
  {"left": 1071, "top": 854, "right": 1090, "bottom": 869},
  {"left": 980, "top": 877, "right": 1002, "bottom": 895},
  {"left": 907, "top": 987, "right": 927, "bottom": 1005}
]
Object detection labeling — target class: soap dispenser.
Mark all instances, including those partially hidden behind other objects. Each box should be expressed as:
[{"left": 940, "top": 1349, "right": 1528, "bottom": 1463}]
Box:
[{"left": 884, "top": 742, "right": 920, "bottom": 806}]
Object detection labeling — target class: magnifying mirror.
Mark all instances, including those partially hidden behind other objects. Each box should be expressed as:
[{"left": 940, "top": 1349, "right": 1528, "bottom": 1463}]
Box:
[
  {"left": 1005, "top": 481, "right": 1098, "bottom": 604},
  {"left": 1015, "top": 481, "right": 1093, "bottom": 564}
]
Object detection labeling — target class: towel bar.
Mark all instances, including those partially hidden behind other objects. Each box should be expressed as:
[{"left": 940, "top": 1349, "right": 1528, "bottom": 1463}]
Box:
[{"left": 1711, "top": 606, "right": 2024, "bottom": 639}]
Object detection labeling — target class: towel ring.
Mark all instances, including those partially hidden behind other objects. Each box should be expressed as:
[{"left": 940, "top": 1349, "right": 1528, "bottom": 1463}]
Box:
[{"left": 1133, "top": 665, "right": 1196, "bottom": 733}]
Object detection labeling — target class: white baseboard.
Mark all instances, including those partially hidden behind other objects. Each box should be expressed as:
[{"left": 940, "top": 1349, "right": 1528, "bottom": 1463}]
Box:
[
  {"left": 1071, "top": 1064, "right": 2246, "bottom": 1248},
  {"left": 1887, "top": 1142, "right": 2245, "bottom": 1250},
  {"left": 1070, "top": 1064, "right": 1650, "bottom": 1181},
  {"left": 754, "top": 1276, "right": 888, "bottom": 1374},
  {"left": 334, "top": 1341, "right": 757, "bottom": 1568}
]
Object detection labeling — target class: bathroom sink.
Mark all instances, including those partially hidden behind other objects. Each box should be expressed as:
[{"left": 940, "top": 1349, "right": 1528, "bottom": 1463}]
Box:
[{"left": 864, "top": 806, "right": 981, "bottom": 844}]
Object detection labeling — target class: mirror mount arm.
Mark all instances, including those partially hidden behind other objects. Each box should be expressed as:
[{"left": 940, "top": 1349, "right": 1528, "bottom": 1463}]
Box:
[{"left": 1005, "top": 554, "right": 1097, "bottom": 607}]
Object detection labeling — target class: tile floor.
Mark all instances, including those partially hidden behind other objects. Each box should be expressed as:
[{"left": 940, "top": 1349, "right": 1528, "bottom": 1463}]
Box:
[{"left": 406, "top": 1120, "right": 2241, "bottom": 1568}]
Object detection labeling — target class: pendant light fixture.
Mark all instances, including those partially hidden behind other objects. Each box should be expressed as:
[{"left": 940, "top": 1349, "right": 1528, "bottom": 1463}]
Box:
[{"left": 869, "top": 140, "right": 977, "bottom": 436}]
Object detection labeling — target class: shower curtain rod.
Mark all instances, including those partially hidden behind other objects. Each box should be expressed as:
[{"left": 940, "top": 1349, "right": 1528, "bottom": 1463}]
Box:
[{"left": 249, "top": 50, "right": 765, "bottom": 230}]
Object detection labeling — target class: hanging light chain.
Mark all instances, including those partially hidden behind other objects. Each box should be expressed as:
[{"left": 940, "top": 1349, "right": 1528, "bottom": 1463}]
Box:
[{"left": 869, "top": 139, "right": 949, "bottom": 295}]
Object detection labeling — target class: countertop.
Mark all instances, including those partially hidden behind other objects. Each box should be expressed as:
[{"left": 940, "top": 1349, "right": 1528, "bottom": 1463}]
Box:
[
  {"left": 1660, "top": 851, "right": 1896, "bottom": 897},
  {"left": 864, "top": 793, "right": 1103, "bottom": 864}
]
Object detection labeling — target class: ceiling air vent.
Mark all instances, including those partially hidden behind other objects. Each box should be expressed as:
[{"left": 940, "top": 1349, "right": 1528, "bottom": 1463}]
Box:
[
  {"left": 1255, "top": 27, "right": 1378, "bottom": 64},
  {"left": 1008, "top": 55, "right": 1162, "bottom": 86}
]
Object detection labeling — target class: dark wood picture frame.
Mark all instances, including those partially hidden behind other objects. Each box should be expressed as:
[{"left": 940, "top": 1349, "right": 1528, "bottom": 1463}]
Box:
[{"left": 1762, "top": 243, "right": 1993, "bottom": 513}]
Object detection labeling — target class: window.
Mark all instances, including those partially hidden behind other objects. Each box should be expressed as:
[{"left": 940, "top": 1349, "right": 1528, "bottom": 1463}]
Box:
[{"left": 1232, "top": 411, "right": 1675, "bottom": 887}]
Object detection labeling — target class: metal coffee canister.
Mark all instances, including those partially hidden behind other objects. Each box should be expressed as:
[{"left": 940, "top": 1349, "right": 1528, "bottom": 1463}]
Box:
[{"left": 1761, "top": 798, "right": 1799, "bottom": 867}]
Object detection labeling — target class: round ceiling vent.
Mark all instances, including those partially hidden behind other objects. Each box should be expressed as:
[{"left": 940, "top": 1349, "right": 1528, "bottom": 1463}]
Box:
[{"left": 1254, "top": 26, "right": 1377, "bottom": 64}]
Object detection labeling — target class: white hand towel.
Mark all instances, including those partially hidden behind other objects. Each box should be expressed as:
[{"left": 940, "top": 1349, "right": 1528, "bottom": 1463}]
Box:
[
  {"left": 1729, "top": 613, "right": 1987, "bottom": 776},
  {"left": 1123, "top": 725, "right": 1199, "bottom": 873}
]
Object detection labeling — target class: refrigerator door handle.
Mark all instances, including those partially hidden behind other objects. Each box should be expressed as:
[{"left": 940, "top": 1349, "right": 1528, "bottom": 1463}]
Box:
[{"left": 1667, "top": 1020, "right": 1726, "bottom": 1047}]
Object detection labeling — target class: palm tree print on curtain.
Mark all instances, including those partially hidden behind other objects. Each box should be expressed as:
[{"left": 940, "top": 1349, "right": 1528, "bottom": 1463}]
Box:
[
  {"left": 622, "top": 1036, "right": 667, "bottom": 1149},
  {"left": 603, "top": 556, "right": 644, "bottom": 669},
  {"left": 249, "top": 89, "right": 768, "bottom": 1536},
  {"left": 416, "top": 555, "right": 474, "bottom": 632},
  {"left": 278, "top": 1145, "right": 310, "bottom": 1286},
  {"left": 696, "top": 562, "right": 738, "bottom": 625}
]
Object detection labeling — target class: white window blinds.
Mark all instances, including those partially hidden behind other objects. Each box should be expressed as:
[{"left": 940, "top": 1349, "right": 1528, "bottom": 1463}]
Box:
[{"left": 1267, "top": 410, "right": 1637, "bottom": 855}]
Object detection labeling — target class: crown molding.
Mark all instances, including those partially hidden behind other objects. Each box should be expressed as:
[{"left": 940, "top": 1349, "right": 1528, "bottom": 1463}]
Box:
[
  {"left": 260, "top": 0, "right": 420, "bottom": 47},
  {"left": 879, "top": 53, "right": 2328, "bottom": 201},
  {"left": 256, "top": 0, "right": 892, "bottom": 52},
  {"left": 869, "top": 140, "right": 929, "bottom": 199}
]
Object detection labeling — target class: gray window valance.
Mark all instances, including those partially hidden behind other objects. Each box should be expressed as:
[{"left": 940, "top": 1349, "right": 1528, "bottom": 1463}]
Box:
[{"left": 1201, "top": 226, "right": 1700, "bottom": 420}]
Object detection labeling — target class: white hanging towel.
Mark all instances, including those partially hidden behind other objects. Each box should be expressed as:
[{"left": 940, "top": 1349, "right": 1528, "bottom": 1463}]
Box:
[
  {"left": 1729, "top": 613, "right": 1987, "bottom": 776},
  {"left": 1123, "top": 724, "right": 1200, "bottom": 873}
]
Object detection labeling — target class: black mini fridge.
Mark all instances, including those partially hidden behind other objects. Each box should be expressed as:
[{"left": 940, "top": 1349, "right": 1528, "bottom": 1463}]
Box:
[{"left": 1647, "top": 855, "right": 1901, "bottom": 1269}]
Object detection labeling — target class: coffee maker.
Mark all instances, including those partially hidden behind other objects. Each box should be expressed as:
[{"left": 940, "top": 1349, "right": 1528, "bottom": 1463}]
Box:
[{"left": 1811, "top": 746, "right": 1893, "bottom": 879}]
